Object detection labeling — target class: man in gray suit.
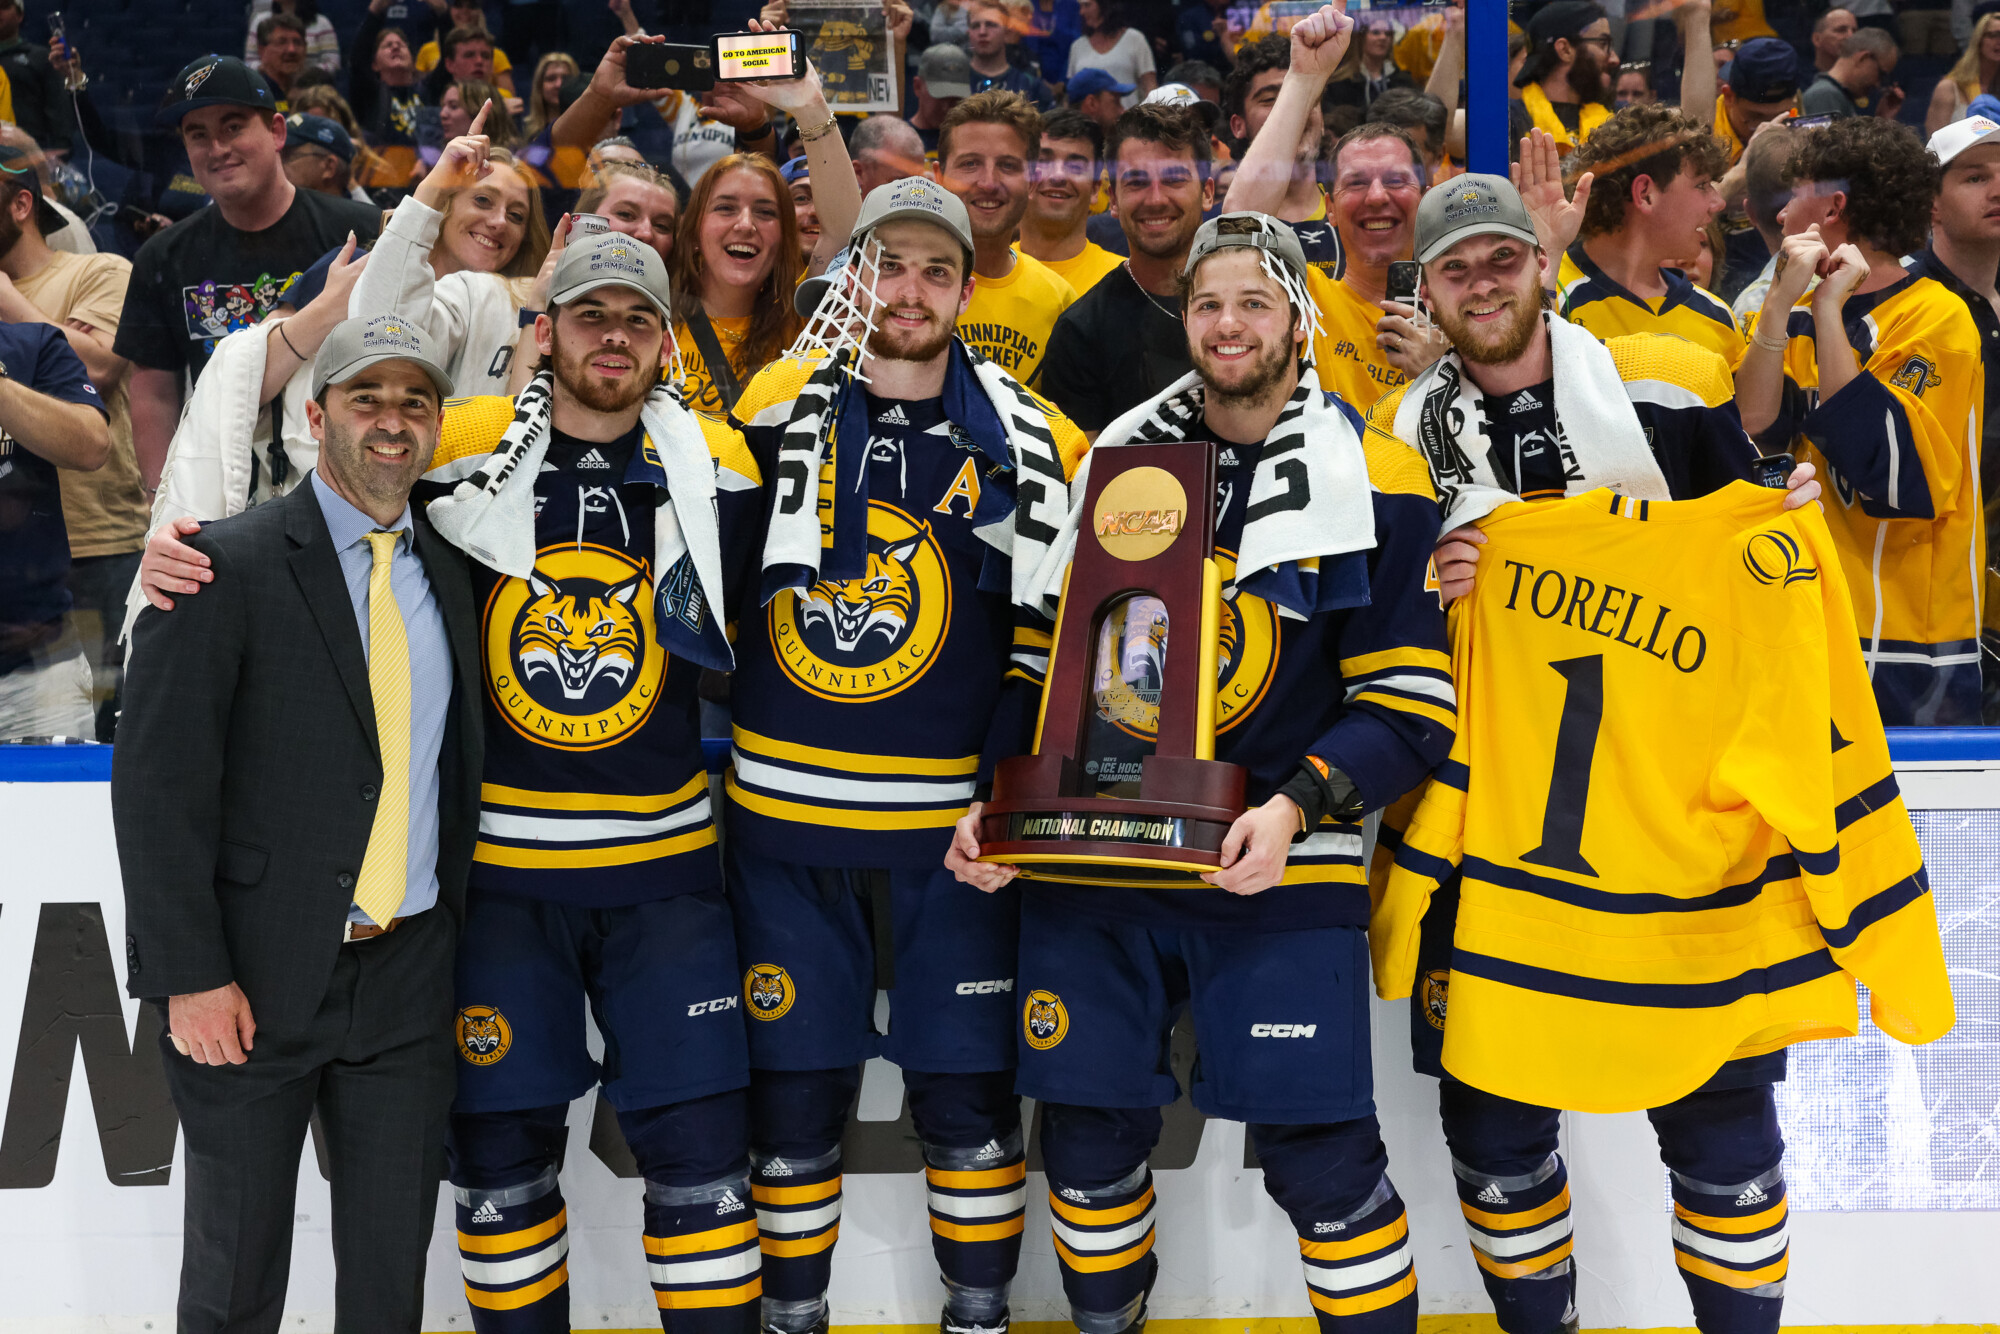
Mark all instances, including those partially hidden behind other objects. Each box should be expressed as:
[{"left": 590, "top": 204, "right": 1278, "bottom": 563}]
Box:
[{"left": 113, "top": 316, "right": 481, "bottom": 1334}]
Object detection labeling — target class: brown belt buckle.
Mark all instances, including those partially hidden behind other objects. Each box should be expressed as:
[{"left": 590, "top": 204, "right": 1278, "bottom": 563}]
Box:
[{"left": 343, "top": 915, "right": 405, "bottom": 943}]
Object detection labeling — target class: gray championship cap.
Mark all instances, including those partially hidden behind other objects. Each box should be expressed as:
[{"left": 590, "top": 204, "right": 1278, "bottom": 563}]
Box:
[
  {"left": 548, "top": 231, "right": 673, "bottom": 316},
  {"left": 855, "top": 175, "right": 975, "bottom": 254},
  {"left": 311, "top": 315, "right": 455, "bottom": 398},
  {"left": 917, "top": 44, "right": 973, "bottom": 100},
  {"left": 1414, "top": 173, "right": 1541, "bottom": 264},
  {"left": 1183, "top": 210, "right": 1311, "bottom": 283}
]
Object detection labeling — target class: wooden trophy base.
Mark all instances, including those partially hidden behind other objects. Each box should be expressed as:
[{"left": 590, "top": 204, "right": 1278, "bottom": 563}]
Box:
[{"left": 977, "top": 752, "right": 1247, "bottom": 887}]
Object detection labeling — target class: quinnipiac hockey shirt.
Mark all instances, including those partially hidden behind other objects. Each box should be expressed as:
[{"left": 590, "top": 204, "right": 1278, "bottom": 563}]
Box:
[
  {"left": 1747, "top": 269, "right": 1987, "bottom": 725},
  {"left": 1371, "top": 485, "right": 1955, "bottom": 1113},
  {"left": 728, "top": 357, "right": 1089, "bottom": 869},
  {"left": 1031, "top": 409, "right": 1456, "bottom": 933},
  {"left": 418, "top": 395, "right": 763, "bottom": 904}
]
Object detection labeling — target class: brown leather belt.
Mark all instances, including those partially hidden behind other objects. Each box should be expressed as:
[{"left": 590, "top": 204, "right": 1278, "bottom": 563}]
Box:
[{"left": 343, "top": 915, "right": 407, "bottom": 943}]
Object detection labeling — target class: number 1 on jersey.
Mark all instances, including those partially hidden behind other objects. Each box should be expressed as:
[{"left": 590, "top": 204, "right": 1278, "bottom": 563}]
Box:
[{"left": 1522, "top": 654, "right": 1603, "bottom": 877}]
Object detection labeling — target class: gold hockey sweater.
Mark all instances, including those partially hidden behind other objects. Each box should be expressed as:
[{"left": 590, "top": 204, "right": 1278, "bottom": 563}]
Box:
[{"left": 1371, "top": 484, "right": 1954, "bottom": 1113}]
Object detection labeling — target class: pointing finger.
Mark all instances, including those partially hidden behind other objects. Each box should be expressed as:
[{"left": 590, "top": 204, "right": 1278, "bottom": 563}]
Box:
[{"left": 469, "top": 98, "right": 492, "bottom": 139}]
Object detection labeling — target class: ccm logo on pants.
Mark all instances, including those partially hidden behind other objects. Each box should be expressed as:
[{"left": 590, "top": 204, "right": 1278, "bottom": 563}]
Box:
[
  {"left": 956, "top": 979, "right": 1015, "bottom": 995},
  {"left": 1249, "top": 1023, "right": 1317, "bottom": 1038},
  {"left": 688, "top": 996, "right": 741, "bottom": 1016}
]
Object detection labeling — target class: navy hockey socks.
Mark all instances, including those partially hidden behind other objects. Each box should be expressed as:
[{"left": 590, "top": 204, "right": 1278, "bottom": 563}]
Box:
[
  {"left": 643, "top": 1171, "right": 762, "bottom": 1330},
  {"left": 455, "top": 1164, "right": 571, "bottom": 1332}
]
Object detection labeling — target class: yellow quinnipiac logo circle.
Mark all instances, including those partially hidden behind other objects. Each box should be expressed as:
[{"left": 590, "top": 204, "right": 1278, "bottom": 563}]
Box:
[
  {"left": 1421, "top": 970, "right": 1450, "bottom": 1033},
  {"left": 1094, "top": 550, "right": 1279, "bottom": 741},
  {"left": 457, "top": 1006, "right": 512, "bottom": 1064},
  {"left": 769, "top": 502, "right": 951, "bottom": 703},
  {"left": 745, "top": 964, "right": 795, "bottom": 1021},
  {"left": 1023, "top": 989, "right": 1069, "bottom": 1050},
  {"left": 485, "top": 542, "right": 662, "bottom": 750}
]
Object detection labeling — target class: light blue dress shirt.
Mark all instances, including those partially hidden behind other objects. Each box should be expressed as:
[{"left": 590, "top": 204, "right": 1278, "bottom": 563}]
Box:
[{"left": 310, "top": 470, "right": 453, "bottom": 926}]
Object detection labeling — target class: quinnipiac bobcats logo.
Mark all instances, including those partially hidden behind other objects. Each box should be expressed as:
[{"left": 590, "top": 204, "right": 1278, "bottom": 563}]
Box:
[
  {"left": 456, "top": 1006, "right": 512, "bottom": 1065},
  {"left": 1889, "top": 355, "right": 1942, "bottom": 399},
  {"left": 485, "top": 542, "right": 662, "bottom": 750},
  {"left": 769, "top": 501, "right": 951, "bottom": 702},
  {"left": 1742, "top": 529, "right": 1818, "bottom": 588},
  {"left": 745, "top": 964, "right": 795, "bottom": 1021},
  {"left": 1023, "top": 990, "right": 1069, "bottom": 1050}
]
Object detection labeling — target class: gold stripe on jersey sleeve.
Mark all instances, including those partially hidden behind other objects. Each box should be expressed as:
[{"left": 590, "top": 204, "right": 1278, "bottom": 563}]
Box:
[
  {"left": 1340, "top": 646, "right": 1452, "bottom": 678},
  {"left": 481, "top": 771, "right": 708, "bottom": 812},
  {"left": 1606, "top": 332, "right": 1736, "bottom": 409},
  {"left": 1362, "top": 430, "right": 1438, "bottom": 499},
  {"left": 724, "top": 778, "right": 968, "bottom": 829},
  {"left": 432, "top": 395, "right": 520, "bottom": 472},
  {"left": 731, "top": 725, "right": 980, "bottom": 776}
]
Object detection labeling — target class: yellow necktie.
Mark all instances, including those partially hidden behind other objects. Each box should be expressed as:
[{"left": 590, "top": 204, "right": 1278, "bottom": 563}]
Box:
[{"left": 354, "top": 530, "right": 413, "bottom": 926}]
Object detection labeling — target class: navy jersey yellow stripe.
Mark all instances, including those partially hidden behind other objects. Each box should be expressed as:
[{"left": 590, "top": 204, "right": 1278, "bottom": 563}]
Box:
[
  {"left": 1032, "top": 398, "right": 1455, "bottom": 932},
  {"left": 1559, "top": 245, "right": 1748, "bottom": 370},
  {"left": 1747, "top": 269, "right": 1987, "bottom": 724},
  {"left": 1368, "top": 332, "right": 1759, "bottom": 502},
  {"left": 1371, "top": 484, "right": 1954, "bottom": 1113},
  {"left": 419, "top": 395, "right": 763, "bottom": 904},
  {"left": 727, "top": 361, "right": 1088, "bottom": 868}
]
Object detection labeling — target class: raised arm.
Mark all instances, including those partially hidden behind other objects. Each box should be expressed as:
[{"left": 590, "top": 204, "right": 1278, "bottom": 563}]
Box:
[
  {"left": 1222, "top": 2, "right": 1354, "bottom": 214},
  {"left": 725, "top": 22, "right": 862, "bottom": 270},
  {"left": 1678, "top": 1, "right": 1717, "bottom": 132}
]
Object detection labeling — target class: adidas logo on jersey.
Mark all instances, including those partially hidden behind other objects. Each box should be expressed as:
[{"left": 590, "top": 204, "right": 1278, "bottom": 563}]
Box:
[
  {"left": 1510, "top": 391, "right": 1541, "bottom": 414},
  {"left": 469, "top": 1199, "right": 503, "bottom": 1224},
  {"left": 577, "top": 448, "right": 611, "bottom": 469},
  {"left": 876, "top": 403, "right": 910, "bottom": 425},
  {"left": 1475, "top": 1182, "right": 1508, "bottom": 1206},
  {"left": 1735, "top": 1184, "right": 1769, "bottom": 1207},
  {"left": 717, "top": 1189, "right": 746, "bottom": 1213}
]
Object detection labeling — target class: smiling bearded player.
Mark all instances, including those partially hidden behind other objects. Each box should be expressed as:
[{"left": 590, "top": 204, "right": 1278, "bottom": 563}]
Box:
[
  {"left": 950, "top": 212, "right": 1455, "bottom": 1334},
  {"left": 129, "top": 230, "right": 771, "bottom": 1329},
  {"left": 725, "top": 176, "right": 1085, "bottom": 1334}
]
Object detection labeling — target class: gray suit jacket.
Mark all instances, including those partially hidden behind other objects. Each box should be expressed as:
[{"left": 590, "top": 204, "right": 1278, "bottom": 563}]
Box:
[{"left": 113, "top": 480, "right": 483, "bottom": 1038}]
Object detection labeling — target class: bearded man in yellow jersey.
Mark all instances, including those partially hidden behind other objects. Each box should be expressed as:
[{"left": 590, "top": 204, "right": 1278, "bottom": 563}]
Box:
[
  {"left": 1738, "top": 116, "right": 1987, "bottom": 726},
  {"left": 1019, "top": 108, "right": 1125, "bottom": 294},
  {"left": 1555, "top": 105, "right": 1746, "bottom": 367},
  {"left": 1511, "top": 2, "right": 1619, "bottom": 160},
  {"left": 937, "top": 90, "right": 1077, "bottom": 388},
  {"left": 1224, "top": 6, "right": 1450, "bottom": 413}
]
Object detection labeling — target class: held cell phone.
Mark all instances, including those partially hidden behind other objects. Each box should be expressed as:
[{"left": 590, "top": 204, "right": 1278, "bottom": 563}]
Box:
[
  {"left": 1385, "top": 260, "right": 1420, "bottom": 307},
  {"left": 1789, "top": 114, "right": 1835, "bottom": 131},
  {"left": 569, "top": 212, "right": 612, "bottom": 238},
  {"left": 45, "top": 11, "right": 62, "bottom": 40},
  {"left": 714, "top": 29, "right": 802, "bottom": 82},
  {"left": 629, "top": 42, "right": 713, "bottom": 93},
  {"left": 1752, "top": 452, "right": 1796, "bottom": 490}
]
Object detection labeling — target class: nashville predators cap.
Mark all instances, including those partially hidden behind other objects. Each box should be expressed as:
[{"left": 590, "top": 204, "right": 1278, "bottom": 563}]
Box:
[
  {"left": 1415, "top": 173, "right": 1541, "bottom": 264},
  {"left": 548, "top": 231, "right": 673, "bottom": 317},
  {"left": 312, "top": 315, "right": 454, "bottom": 398}
]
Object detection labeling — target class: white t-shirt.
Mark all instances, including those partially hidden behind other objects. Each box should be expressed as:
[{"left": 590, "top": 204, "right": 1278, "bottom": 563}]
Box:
[{"left": 1068, "top": 29, "right": 1155, "bottom": 108}]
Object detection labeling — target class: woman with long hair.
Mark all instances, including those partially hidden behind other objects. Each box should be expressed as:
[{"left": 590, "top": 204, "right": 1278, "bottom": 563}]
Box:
[
  {"left": 1929, "top": 13, "right": 2000, "bottom": 136},
  {"left": 443, "top": 79, "right": 520, "bottom": 149},
  {"left": 352, "top": 108, "right": 556, "bottom": 397},
  {"left": 667, "top": 152, "right": 802, "bottom": 416},
  {"left": 1067, "top": 0, "right": 1156, "bottom": 107},
  {"left": 523, "top": 51, "right": 580, "bottom": 137}
]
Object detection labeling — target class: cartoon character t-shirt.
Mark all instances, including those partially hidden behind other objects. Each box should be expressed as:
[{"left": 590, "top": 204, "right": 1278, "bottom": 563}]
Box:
[{"left": 114, "top": 185, "right": 383, "bottom": 385}]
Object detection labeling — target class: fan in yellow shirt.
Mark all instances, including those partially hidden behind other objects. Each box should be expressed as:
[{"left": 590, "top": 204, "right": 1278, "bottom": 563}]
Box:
[
  {"left": 415, "top": 24, "right": 517, "bottom": 96},
  {"left": 941, "top": 91, "right": 1079, "bottom": 386},
  {"left": 1516, "top": 4, "right": 1617, "bottom": 159},
  {"left": 1019, "top": 107, "right": 1127, "bottom": 297}
]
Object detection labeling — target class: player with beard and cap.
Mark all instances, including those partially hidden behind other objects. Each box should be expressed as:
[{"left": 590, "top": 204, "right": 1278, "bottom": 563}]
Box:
[
  {"left": 953, "top": 210, "right": 1454, "bottom": 1334},
  {"left": 1368, "top": 173, "right": 1818, "bottom": 601},
  {"left": 1365, "top": 175, "right": 1825, "bottom": 1334},
  {"left": 727, "top": 175, "right": 1085, "bottom": 1334},
  {"left": 939, "top": 90, "right": 1078, "bottom": 388},
  {"left": 1224, "top": 3, "right": 1452, "bottom": 412},
  {"left": 1042, "top": 102, "right": 1217, "bottom": 438},
  {"left": 128, "top": 230, "right": 771, "bottom": 1330}
]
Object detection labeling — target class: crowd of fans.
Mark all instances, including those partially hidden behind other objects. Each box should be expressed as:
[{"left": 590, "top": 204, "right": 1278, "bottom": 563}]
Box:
[{"left": 1, "top": 0, "right": 1999, "bottom": 744}]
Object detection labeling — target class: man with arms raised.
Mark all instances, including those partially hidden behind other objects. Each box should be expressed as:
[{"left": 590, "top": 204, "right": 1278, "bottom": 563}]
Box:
[
  {"left": 136, "top": 233, "right": 769, "bottom": 1330},
  {"left": 116, "top": 56, "right": 382, "bottom": 493},
  {"left": 1225, "top": 5, "right": 1450, "bottom": 413},
  {"left": 953, "top": 212, "right": 1454, "bottom": 1334},
  {"left": 727, "top": 177, "right": 1084, "bottom": 1334},
  {"left": 1223, "top": 34, "right": 1343, "bottom": 276},
  {"left": 940, "top": 90, "right": 1077, "bottom": 387},
  {"left": 1042, "top": 103, "right": 1215, "bottom": 437},
  {"left": 1737, "top": 116, "right": 1983, "bottom": 725},
  {"left": 1019, "top": 108, "right": 1125, "bottom": 296}
]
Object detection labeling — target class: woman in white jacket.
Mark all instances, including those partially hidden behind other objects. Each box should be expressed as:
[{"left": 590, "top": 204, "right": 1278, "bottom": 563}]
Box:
[{"left": 348, "top": 113, "right": 554, "bottom": 398}]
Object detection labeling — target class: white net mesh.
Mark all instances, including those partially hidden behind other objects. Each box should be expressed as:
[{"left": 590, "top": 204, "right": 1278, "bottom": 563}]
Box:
[{"left": 784, "top": 236, "right": 889, "bottom": 384}]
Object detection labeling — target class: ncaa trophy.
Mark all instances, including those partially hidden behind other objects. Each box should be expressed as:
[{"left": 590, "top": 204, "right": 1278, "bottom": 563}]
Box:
[{"left": 976, "top": 442, "right": 1246, "bottom": 884}]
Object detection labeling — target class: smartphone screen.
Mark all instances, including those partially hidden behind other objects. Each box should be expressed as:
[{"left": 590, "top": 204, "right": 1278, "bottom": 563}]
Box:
[
  {"left": 1752, "top": 452, "right": 1795, "bottom": 489},
  {"left": 714, "top": 30, "right": 800, "bottom": 82},
  {"left": 1385, "top": 260, "right": 1420, "bottom": 307},
  {"left": 628, "top": 42, "right": 712, "bottom": 92}
]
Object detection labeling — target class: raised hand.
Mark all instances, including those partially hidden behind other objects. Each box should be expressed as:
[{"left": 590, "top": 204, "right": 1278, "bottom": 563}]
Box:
[
  {"left": 1768, "top": 223, "right": 1829, "bottom": 312},
  {"left": 414, "top": 98, "right": 494, "bottom": 208},
  {"left": 312, "top": 232, "right": 368, "bottom": 316},
  {"left": 589, "top": 32, "right": 671, "bottom": 109},
  {"left": 1813, "top": 241, "right": 1871, "bottom": 309},
  {"left": 1288, "top": 2, "right": 1355, "bottom": 83},
  {"left": 1513, "top": 127, "right": 1591, "bottom": 258},
  {"left": 723, "top": 21, "right": 826, "bottom": 118}
]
